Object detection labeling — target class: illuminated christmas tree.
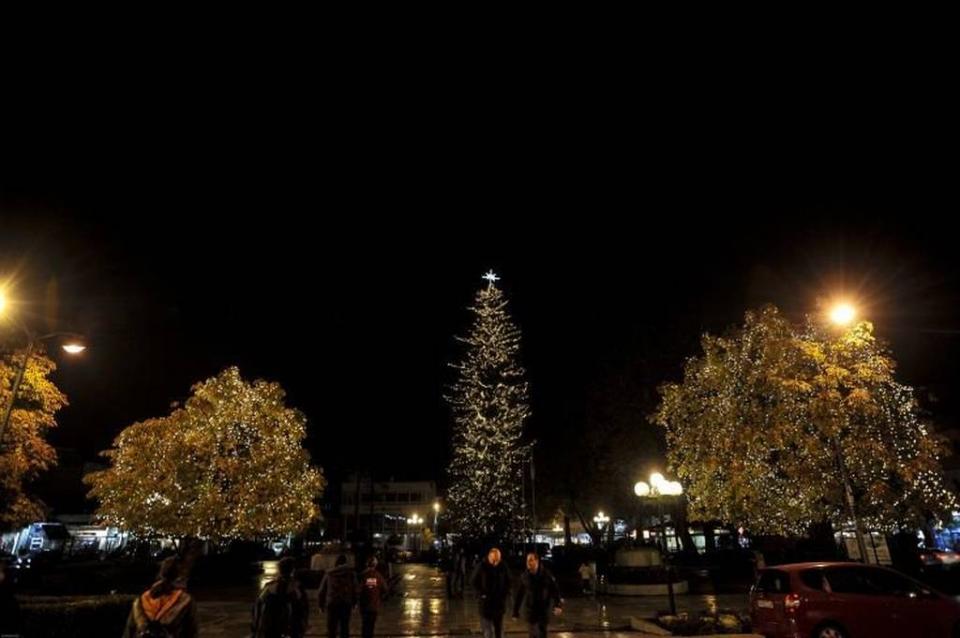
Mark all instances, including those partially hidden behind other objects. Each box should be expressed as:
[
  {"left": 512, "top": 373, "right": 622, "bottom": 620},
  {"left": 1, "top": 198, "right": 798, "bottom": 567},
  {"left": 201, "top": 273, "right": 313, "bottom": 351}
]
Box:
[
  {"left": 86, "top": 367, "right": 325, "bottom": 541},
  {"left": 446, "top": 272, "right": 531, "bottom": 543},
  {"left": 654, "top": 306, "right": 956, "bottom": 537}
]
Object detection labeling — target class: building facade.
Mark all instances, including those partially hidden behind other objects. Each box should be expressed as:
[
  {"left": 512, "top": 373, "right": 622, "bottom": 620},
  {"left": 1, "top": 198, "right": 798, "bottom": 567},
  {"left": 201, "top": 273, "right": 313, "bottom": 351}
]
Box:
[{"left": 340, "top": 476, "right": 438, "bottom": 547}]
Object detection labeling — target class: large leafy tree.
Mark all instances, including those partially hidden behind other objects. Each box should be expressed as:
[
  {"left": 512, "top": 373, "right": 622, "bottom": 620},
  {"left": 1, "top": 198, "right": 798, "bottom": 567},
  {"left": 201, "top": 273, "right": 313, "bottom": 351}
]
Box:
[
  {"left": 0, "top": 348, "right": 67, "bottom": 530},
  {"left": 654, "top": 305, "right": 955, "bottom": 536},
  {"left": 86, "top": 367, "right": 324, "bottom": 541}
]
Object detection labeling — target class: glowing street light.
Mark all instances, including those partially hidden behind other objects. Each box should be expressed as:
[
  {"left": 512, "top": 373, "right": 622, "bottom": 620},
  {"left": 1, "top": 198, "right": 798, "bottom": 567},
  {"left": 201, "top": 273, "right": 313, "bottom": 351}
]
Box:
[
  {"left": 0, "top": 287, "right": 88, "bottom": 446},
  {"left": 635, "top": 471, "right": 683, "bottom": 615},
  {"left": 642, "top": 473, "right": 683, "bottom": 497},
  {"left": 635, "top": 472, "right": 683, "bottom": 553},
  {"left": 650, "top": 472, "right": 665, "bottom": 488},
  {"left": 829, "top": 302, "right": 856, "bottom": 326}
]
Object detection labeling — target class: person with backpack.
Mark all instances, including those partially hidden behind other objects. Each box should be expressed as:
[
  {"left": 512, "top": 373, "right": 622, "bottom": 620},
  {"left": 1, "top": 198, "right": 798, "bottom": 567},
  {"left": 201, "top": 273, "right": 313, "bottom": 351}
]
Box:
[
  {"left": 252, "top": 556, "right": 309, "bottom": 638},
  {"left": 318, "top": 554, "right": 357, "bottom": 638},
  {"left": 123, "top": 556, "right": 198, "bottom": 638},
  {"left": 358, "top": 556, "right": 389, "bottom": 638}
]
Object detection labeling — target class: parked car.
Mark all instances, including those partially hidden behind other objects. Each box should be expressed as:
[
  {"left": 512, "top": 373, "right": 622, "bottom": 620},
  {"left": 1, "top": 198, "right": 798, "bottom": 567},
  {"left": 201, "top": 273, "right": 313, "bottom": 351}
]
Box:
[
  {"left": 12, "top": 552, "right": 60, "bottom": 571},
  {"left": 910, "top": 548, "right": 960, "bottom": 571},
  {"left": 750, "top": 562, "right": 960, "bottom": 637},
  {"left": 894, "top": 548, "right": 960, "bottom": 596}
]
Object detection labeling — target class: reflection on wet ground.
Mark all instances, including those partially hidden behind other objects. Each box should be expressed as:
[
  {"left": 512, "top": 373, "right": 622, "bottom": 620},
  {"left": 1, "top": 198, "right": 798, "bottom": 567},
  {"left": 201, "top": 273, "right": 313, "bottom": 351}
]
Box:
[
  {"left": 196, "top": 561, "right": 748, "bottom": 636},
  {"left": 258, "top": 559, "right": 279, "bottom": 591}
]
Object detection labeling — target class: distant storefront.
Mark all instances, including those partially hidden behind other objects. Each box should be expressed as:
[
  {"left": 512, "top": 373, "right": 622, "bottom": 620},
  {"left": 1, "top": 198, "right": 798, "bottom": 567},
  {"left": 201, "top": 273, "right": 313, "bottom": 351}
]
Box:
[{"left": 1, "top": 515, "right": 128, "bottom": 556}]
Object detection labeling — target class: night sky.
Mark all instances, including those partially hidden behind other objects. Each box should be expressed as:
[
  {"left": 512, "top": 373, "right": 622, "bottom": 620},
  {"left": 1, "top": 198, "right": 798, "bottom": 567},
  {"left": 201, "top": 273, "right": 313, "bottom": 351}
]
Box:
[{"left": 3, "top": 151, "right": 960, "bottom": 499}]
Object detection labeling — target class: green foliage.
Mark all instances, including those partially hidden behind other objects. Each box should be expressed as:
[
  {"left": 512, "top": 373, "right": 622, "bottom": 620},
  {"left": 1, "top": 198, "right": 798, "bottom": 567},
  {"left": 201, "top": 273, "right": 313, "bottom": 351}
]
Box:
[
  {"left": 87, "top": 367, "right": 325, "bottom": 540},
  {"left": 654, "top": 305, "right": 956, "bottom": 534}
]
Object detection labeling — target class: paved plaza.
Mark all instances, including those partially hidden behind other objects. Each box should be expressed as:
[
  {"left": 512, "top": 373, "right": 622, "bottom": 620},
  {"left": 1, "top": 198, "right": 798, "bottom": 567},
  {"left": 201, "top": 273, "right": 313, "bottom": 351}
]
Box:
[{"left": 195, "top": 563, "right": 748, "bottom": 636}]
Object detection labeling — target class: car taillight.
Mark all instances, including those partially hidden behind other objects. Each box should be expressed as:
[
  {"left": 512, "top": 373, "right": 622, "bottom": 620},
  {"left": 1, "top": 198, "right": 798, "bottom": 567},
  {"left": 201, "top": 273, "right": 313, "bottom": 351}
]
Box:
[{"left": 784, "top": 593, "right": 801, "bottom": 613}]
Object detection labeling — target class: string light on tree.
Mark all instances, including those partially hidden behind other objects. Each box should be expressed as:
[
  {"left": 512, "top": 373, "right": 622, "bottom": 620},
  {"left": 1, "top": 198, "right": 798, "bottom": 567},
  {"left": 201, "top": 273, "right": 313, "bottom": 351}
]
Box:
[
  {"left": 653, "top": 305, "right": 956, "bottom": 537},
  {"left": 86, "top": 367, "right": 325, "bottom": 541},
  {"left": 445, "top": 271, "right": 531, "bottom": 543}
]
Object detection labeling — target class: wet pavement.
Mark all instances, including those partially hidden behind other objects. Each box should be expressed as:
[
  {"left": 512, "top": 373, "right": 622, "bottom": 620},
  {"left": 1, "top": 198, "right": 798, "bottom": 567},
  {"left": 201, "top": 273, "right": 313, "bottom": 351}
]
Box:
[{"left": 196, "top": 562, "right": 748, "bottom": 636}]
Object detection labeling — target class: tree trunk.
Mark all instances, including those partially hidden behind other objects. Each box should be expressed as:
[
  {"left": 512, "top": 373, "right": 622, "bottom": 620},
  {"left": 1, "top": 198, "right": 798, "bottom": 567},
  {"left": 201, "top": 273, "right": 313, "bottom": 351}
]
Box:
[
  {"left": 704, "top": 524, "right": 716, "bottom": 552},
  {"left": 563, "top": 515, "right": 572, "bottom": 546},
  {"left": 922, "top": 518, "right": 936, "bottom": 548},
  {"left": 573, "top": 506, "right": 602, "bottom": 546},
  {"left": 674, "top": 498, "right": 696, "bottom": 554}
]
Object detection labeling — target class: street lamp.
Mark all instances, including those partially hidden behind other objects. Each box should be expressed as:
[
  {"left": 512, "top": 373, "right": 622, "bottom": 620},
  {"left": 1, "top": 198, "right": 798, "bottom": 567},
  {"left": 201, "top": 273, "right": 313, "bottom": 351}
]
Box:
[
  {"left": 0, "top": 330, "right": 87, "bottom": 446},
  {"left": 634, "top": 472, "right": 683, "bottom": 552},
  {"left": 829, "top": 302, "right": 856, "bottom": 326},
  {"left": 408, "top": 513, "right": 424, "bottom": 553},
  {"left": 821, "top": 301, "right": 870, "bottom": 564},
  {"left": 432, "top": 501, "right": 440, "bottom": 542},
  {"left": 1, "top": 288, "right": 87, "bottom": 446},
  {"left": 593, "top": 511, "right": 610, "bottom": 544},
  {"left": 635, "top": 472, "right": 682, "bottom": 615}
]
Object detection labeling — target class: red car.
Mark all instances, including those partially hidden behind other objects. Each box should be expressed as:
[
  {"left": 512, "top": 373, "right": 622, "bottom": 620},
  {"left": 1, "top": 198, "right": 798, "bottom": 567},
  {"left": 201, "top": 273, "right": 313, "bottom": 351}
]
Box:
[{"left": 750, "top": 562, "right": 960, "bottom": 637}]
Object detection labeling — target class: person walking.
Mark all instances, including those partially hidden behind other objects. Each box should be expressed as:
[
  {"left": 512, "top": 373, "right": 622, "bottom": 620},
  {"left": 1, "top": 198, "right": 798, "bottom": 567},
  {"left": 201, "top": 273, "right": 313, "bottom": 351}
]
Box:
[
  {"left": 252, "top": 556, "right": 308, "bottom": 638},
  {"left": 512, "top": 552, "right": 563, "bottom": 638},
  {"left": 123, "top": 556, "right": 199, "bottom": 638},
  {"left": 358, "top": 556, "right": 389, "bottom": 638},
  {"left": 471, "top": 547, "right": 510, "bottom": 638},
  {"left": 318, "top": 554, "right": 357, "bottom": 638}
]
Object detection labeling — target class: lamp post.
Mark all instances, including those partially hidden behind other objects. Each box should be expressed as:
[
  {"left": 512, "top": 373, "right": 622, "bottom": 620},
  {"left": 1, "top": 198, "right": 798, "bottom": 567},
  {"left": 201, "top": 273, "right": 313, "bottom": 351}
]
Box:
[
  {"left": 593, "top": 511, "right": 610, "bottom": 545},
  {"left": 408, "top": 514, "right": 424, "bottom": 554},
  {"left": 826, "top": 301, "right": 870, "bottom": 564},
  {"left": 635, "top": 473, "right": 683, "bottom": 615},
  {"left": 2, "top": 291, "right": 87, "bottom": 447},
  {"left": 1, "top": 331, "right": 87, "bottom": 446},
  {"left": 634, "top": 473, "right": 683, "bottom": 552}
]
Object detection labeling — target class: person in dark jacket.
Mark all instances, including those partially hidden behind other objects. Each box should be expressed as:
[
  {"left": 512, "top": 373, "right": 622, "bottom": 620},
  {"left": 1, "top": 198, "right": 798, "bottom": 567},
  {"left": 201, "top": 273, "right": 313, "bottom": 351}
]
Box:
[
  {"left": 318, "top": 554, "right": 357, "bottom": 638},
  {"left": 454, "top": 549, "right": 467, "bottom": 596},
  {"left": 512, "top": 552, "right": 562, "bottom": 638},
  {"left": 0, "top": 562, "right": 22, "bottom": 638},
  {"left": 471, "top": 547, "right": 511, "bottom": 638},
  {"left": 252, "top": 557, "right": 308, "bottom": 638},
  {"left": 123, "top": 556, "right": 199, "bottom": 638},
  {"left": 358, "top": 556, "right": 389, "bottom": 638}
]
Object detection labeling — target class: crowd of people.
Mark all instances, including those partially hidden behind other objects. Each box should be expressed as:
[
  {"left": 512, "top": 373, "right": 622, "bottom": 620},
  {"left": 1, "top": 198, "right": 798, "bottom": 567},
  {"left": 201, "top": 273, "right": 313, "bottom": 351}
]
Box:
[{"left": 1, "top": 544, "right": 566, "bottom": 638}]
